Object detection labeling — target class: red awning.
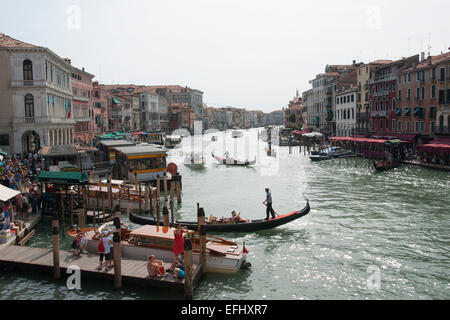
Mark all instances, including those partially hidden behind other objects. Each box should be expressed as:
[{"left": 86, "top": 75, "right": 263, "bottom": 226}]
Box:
[
  {"left": 433, "top": 137, "right": 450, "bottom": 145},
  {"left": 329, "top": 137, "right": 386, "bottom": 144},
  {"left": 418, "top": 143, "right": 450, "bottom": 154},
  {"left": 292, "top": 130, "right": 307, "bottom": 135}
]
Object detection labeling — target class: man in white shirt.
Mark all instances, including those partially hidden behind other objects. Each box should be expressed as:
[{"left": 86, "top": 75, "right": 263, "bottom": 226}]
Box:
[{"left": 263, "top": 187, "right": 276, "bottom": 220}]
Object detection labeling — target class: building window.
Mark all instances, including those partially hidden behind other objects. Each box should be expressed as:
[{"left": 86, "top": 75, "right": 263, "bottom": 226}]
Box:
[
  {"left": 392, "top": 119, "right": 396, "bottom": 130},
  {"left": 392, "top": 99, "right": 396, "bottom": 110},
  {"left": 398, "top": 90, "right": 402, "bottom": 101},
  {"left": 440, "top": 68, "right": 445, "bottom": 81},
  {"left": 24, "top": 94, "right": 34, "bottom": 118},
  {"left": 406, "top": 122, "right": 410, "bottom": 132},
  {"left": 421, "top": 87, "right": 425, "bottom": 100},
  {"left": 23, "top": 60, "right": 33, "bottom": 81},
  {"left": 407, "top": 88, "right": 411, "bottom": 100},
  {"left": 431, "top": 68, "right": 436, "bottom": 80},
  {"left": 408, "top": 73, "right": 411, "bottom": 82},
  {"left": 431, "top": 85, "right": 436, "bottom": 99},
  {"left": 351, "top": 94, "right": 354, "bottom": 102},
  {"left": 398, "top": 121, "right": 401, "bottom": 132},
  {"left": 392, "top": 81, "right": 396, "bottom": 90}
]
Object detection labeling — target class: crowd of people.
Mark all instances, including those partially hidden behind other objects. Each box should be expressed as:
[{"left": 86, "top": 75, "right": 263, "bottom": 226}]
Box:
[{"left": 0, "top": 152, "right": 43, "bottom": 231}]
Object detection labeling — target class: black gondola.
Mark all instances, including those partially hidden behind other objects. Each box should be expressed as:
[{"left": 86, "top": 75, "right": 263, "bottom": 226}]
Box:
[
  {"left": 373, "top": 161, "right": 400, "bottom": 171},
  {"left": 129, "top": 201, "right": 310, "bottom": 232}
]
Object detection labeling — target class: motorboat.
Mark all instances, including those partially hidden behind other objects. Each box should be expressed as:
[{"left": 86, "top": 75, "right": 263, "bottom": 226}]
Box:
[
  {"left": 68, "top": 223, "right": 249, "bottom": 274},
  {"left": 183, "top": 153, "right": 207, "bottom": 169}
]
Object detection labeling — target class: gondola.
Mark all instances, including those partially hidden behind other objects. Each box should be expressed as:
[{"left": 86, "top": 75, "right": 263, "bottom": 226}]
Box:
[
  {"left": 212, "top": 152, "right": 256, "bottom": 166},
  {"left": 130, "top": 200, "right": 310, "bottom": 232}
]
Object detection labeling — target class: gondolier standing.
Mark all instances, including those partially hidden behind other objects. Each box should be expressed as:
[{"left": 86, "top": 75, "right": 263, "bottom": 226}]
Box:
[{"left": 263, "top": 187, "right": 275, "bottom": 220}]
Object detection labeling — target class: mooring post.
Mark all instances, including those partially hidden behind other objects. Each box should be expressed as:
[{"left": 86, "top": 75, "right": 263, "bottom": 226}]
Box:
[
  {"left": 69, "top": 192, "right": 74, "bottom": 227},
  {"left": 113, "top": 205, "right": 122, "bottom": 289},
  {"left": 108, "top": 175, "right": 113, "bottom": 214},
  {"left": 138, "top": 181, "right": 142, "bottom": 213},
  {"left": 184, "top": 236, "right": 193, "bottom": 300},
  {"left": 162, "top": 201, "right": 169, "bottom": 227},
  {"left": 197, "top": 204, "right": 205, "bottom": 232},
  {"left": 163, "top": 172, "right": 168, "bottom": 203},
  {"left": 199, "top": 223, "right": 206, "bottom": 274},
  {"left": 176, "top": 180, "right": 181, "bottom": 204},
  {"left": 145, "top": 183, "right": 149, "bottom": 214},
  {"left": 52, "top": 212, "right": 60, "bottom": 280},
  {"left": 156, "top": 175, "right": 161, "bottom": 200}
]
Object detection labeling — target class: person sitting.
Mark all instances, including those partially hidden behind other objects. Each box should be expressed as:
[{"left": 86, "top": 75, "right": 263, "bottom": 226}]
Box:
[
  {"left": 168, "top": 254, "right": 184, "bottom": 273},
  {"left": 173, "top": 267, "right": 185, "bottom": 282},
  {"left": 208, "top": 214, "right": 217, "bottom": 224},
  {"left": 231, "top": 211, "right": 248, "bottom": 223},
  {"left": 147, "top": 255, "right": 167, "bottom": 278}
]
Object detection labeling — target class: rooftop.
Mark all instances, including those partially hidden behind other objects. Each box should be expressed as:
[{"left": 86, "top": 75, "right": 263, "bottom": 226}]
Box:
[{"left": 0, "top": 33, "right": 37, "bottom": 48}]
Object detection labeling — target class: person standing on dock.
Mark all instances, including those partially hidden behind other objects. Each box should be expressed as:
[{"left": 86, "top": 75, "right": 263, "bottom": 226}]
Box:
[
  {"left": 263, "top": 187, "right": 275, "bottom": 220},
  {"left": 172, "top": 224, "right": 187, "bottom": 269}
]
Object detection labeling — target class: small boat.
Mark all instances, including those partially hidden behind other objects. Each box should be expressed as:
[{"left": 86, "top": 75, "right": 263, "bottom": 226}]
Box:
[
  {"left": 183, "top": 153, "right": 206, "bottom": 169},
  {"left": 309, "top": 155, "right": 331, "bottom": 161},
  {"left": 373, "top": 160, "right": 400, "bottom": 171},
  {"left": 212, "top": 152, "right": 256, "bottom": 166},
  {"left": 68, "top": 223, "right": 249, "bottom": 274},
  {"left": 164, "top": 135, "right": 182, "bottom": 149},
  {"left": 231, "top": 130, "right": 243, "bottom": 138},
  {"left": 130, "top": 201, "right": 310, "bottom": 232}
]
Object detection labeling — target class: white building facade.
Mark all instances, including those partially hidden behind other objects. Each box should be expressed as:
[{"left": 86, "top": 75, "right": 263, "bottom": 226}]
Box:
[
  {"left": 0, "top": 34, "right": 75, "bottom": 154},
  {"left": 335, "top": 88, "right": 357, "bottom": 136}
]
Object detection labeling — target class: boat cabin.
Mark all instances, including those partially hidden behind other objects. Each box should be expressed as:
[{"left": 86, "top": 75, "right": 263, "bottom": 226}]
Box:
[
  {"left": 112, "top": 144, "right": 167, "bottom": 182},
  {"left": 96, "top": 139, "right": 137, "bottom": 164}
]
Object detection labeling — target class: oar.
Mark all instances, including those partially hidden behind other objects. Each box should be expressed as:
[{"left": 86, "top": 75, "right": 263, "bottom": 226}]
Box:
[{"left": 262, "top": 203, "right": 280, "bottom": 217}]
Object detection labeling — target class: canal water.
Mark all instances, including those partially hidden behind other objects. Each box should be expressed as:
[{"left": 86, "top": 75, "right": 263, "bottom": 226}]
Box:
[{"left": 1, "top": 128, "right": 449, "bottom": 300}]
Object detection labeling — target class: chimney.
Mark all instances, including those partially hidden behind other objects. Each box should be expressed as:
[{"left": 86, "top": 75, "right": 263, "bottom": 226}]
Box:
[
  {"left": 352, "top": 60, "right": 356, "bottom": 65},
  {"left": 427, "top": 55, "right": 432, "bottom": 66},
  {"left": 82, "top": 67, "right": 85, "bottom": 72},
  {"left": 421, "top": 52, "right": 425, "bottom": 62}
]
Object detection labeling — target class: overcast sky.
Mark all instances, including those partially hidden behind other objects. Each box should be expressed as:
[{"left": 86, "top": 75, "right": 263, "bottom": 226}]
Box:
[{"left": 1, "top": 0, "right": 449, "bottom": 112}]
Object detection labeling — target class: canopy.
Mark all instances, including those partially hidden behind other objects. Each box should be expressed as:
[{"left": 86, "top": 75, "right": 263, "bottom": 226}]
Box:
[
  {"left": 329, "top": 137, "right": 387, "bottom": 144},
  {"left": 0, "top": 148, "right": 7, "bottom": 156},
  {"left": 112, "top": 98, "right": 120, "bottom": 104},
  {"left": 418, "top": 143, "right": 450, "bottom": 154},
  {"left": 0, "top": 184, "right": 21, "bottom": 202},
  {"left": 395, "top": 108, "right": 402, "bottom": 116},
  {"left": 405, "top": 108, "right": 411, "bottom": 116},
  {"left": 385, "top": 139, "right": 406, "bottom": 144},
  {"left": 37, "top": 171, "right": 89, "bottom": 184},
  {"left": 292, "top": 130, "right": 307, "bottom": 135}
]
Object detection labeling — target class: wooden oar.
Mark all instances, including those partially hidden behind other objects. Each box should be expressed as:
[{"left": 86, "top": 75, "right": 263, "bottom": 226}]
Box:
[{"left": 262, "top": 203, "right": 280, "bottom": 217}]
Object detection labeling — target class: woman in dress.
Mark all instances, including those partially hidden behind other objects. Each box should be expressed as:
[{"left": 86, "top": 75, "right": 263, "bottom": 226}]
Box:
[{"left": 172, "top": 224, "right": 187, "bottom": 268}]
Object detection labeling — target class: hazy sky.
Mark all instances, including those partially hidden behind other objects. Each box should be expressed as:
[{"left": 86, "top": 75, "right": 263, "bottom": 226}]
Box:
[{"left": 1, "top": 0, "right": 449, "bottom": 112}]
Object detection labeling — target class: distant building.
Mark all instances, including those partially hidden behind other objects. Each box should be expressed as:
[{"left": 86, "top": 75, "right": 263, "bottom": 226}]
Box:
[
  {"left": 335, "top": 87, "right": 357, "bottom": 136},
  {"left": 285, "top": 90, "right": 303, "bottom": 128}
]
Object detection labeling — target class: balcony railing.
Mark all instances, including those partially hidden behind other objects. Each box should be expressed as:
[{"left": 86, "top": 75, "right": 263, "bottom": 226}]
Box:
[
  {"left": 372, "top": 91, "right": 389, "bottom": 97},
  {"left": 370, "top": 110, "right": 388, "bottom": 117},
  {"left": 24, "top": 117, "right": 35, "bottom": 123}
]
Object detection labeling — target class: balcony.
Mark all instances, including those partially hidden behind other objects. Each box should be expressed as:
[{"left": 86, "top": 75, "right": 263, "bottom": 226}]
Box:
[
  {"left": 369, "top": 75, "right": 396, "bottom": 84},
  {"left": 356, "top": 111, "right": 369, "bottom": 119},
  {"left": 10, "top": 80, "right": 46, "bottom": 87},
  {"left": 370, "top": 110, "right": 388, "bottom": 117},
  {"left": 24, "top": 117, "right": 35, "bottom": 124},
  {"left": 372, "top": 91, "right": 389, "bottom": 97}
]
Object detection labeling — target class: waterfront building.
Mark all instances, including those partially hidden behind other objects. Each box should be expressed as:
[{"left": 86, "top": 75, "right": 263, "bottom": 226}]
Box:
[
  {"left": 396, "top": 52, "right": 450, "bottom": 142},
  {"left": 368, "top": 55, "right": 419, "bottom": 138},
  {"left": 266, "top": 110, "right": 284, "bottom": 126},
  {"left": 302, "top": 89, "right": 313, "bottom": 131},
  {"left": 434, "top": 53, "right": 450, "bottom": 136},
  {"left": 92, "top": 81, "right": 109, "bottom": 135},
  {"left": 355, "top": 60, "right": 391, "bottom": 136},
  {"left": 0, "top": 33, "right": 74, "bottom": 154},
  {"left": 285, "top": 91, "right": 303, "bottom": 129},
  {"left": 335, "top": 86, "right": 358, "bottom": 136},
  {"left": 70, "top": 62, "right": 95, "bottom": 144}
]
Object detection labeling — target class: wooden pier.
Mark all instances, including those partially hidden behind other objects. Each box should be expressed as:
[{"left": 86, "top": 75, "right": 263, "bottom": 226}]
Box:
[{"left": 0, "top": 245, "right": 203, "bottom": 292}]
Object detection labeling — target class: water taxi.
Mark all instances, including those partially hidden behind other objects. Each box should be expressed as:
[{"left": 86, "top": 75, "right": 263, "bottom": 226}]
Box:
[
  {"left": 69, "top": 223, "right": 249, "bottom": 274},
  {"left": 164, "top": 135, "right": 182, "bottom": 149}
]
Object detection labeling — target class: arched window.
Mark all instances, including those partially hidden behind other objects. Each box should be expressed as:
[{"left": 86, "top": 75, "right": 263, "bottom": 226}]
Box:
[
  {"left": 24, "top": 94, "right": 34, "bottom": 118},
  {"left": 23, "top": 60, "right": 33, "bottom": 81}
]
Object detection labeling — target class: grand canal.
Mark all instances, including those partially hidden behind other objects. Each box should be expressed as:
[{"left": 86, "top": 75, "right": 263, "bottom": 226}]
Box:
[{"left": 0, "top": 128, "right": 449, "bottom": 300}]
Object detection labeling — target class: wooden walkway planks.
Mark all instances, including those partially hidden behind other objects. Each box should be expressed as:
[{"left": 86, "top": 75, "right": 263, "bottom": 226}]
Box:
[{"left": 0, "top": 246, "right": 202, "bottom": 291}]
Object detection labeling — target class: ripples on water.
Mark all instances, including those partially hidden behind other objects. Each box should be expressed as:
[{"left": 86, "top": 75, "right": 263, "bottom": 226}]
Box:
[{"left": 1, "top": 128, "right": 449, "bottom": 300}]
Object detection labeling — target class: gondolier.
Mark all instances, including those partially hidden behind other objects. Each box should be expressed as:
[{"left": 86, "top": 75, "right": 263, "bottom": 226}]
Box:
[{"left": 263, "top": 187, "right": 275, "bottom": 220}]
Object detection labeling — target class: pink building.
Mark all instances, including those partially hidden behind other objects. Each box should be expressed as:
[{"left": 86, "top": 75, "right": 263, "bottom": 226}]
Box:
[
  {"left": 69, "top": 61, "right": 95, "bottom": 144},
  {"left": 92, "top": 81, "right": 109, "bottom": 135}
]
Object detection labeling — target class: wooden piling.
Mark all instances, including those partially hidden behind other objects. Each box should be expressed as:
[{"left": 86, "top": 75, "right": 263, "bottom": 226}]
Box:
[
  {"left": 176, "top": 181, "right": 181, "bottom": 204},
  {"left": 163, "top": 173, "right": 168, "bottom": 202},
  {"left": 183, "top": 237, "right": 193, "bottom": 300},
  {"left": 197, "top": 205, "right": 205, "bottom": 232},
  {"left": 138, "top": 182, "right": 142, "bottom": 212},
  {"left": 199, "top": 223, "right": 206, "bottom": 274},
  {"left": 69, "top": 193, "right": 74, "bottom": 227},
  {"left": 156, "top": 175, "right": 161, "bottom": 200},
  {"left": 145, "top": 183, "right": 149, "bottom": 214},
  {"left": 162, "top": 202, "right": 169, "bottom": 227},
  {"left": 113, "top": 206, "right": 122, "bottom": 289},
  {"left": 52, "top": 212, "right": 60, "bottom": 280}
]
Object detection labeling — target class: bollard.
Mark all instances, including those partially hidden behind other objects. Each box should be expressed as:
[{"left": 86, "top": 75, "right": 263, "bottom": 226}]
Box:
[
  {"left": 183, "top": 236, "right": 193, "bottom": 300},
  {"left": 52, "top": 212, "right": 60, "bottom": 280}
]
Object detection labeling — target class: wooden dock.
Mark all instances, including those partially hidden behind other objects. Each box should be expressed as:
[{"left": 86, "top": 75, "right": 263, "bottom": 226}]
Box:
[{"left": 0, "top": 246, "right": 202, "bottom": 291}]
